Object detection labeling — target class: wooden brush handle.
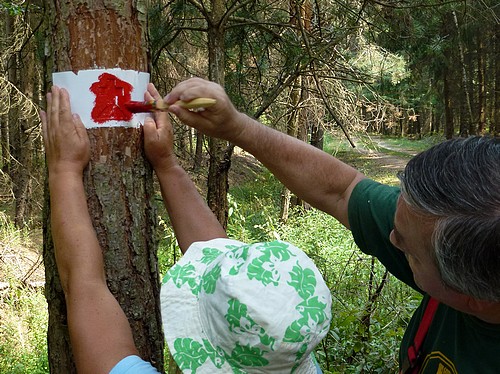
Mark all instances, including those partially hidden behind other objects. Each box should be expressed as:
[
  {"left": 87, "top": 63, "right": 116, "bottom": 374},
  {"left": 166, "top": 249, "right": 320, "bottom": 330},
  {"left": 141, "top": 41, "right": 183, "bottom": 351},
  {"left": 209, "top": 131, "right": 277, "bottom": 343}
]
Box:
[
  {"left": 153, "top": 98, "right": 216, "bottom": 110},
  {"left": 175, "top": 98, "right": 217, "bottom": 109}
]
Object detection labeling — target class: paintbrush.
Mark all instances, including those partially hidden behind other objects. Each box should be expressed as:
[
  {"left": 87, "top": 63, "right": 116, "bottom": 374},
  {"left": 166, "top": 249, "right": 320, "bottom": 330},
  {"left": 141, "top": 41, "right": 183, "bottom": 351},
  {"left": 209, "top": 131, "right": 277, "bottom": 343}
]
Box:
[{"left": 125, "top": 98, "right": 217, "bottom": 113}]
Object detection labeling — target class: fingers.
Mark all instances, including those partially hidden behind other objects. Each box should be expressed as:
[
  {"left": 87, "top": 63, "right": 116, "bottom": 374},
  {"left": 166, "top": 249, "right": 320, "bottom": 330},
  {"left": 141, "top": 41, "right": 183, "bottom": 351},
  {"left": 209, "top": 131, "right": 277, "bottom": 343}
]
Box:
[
  {"left": 144, "top": 83, "right": 170, "bottom": 129},
  {"left": 59, "top": 87, "right": 74, "bottom": 125},
  {"left": 45, "top": 91, "right": 52, "bottom": 130},
  {"left": 164, "top": 78, "right": 225, "bottom": 119},
  {"left": 143, "top": 117, "right": 157, "bottom": 136},
  {"left": 72, "top": 113, "right": 89, "bottom": 142},
  {"left": 167, "top": 105, "right": 206, "bottom": 130},
  {"left": 164, "top": 77, "right": 212, "bottom": 104},
  {"left": 147, "top": 83, "right": 161, "bottom": 100},
  {"left": 49, "top": 86, "right": 60, "bottom": 132}
]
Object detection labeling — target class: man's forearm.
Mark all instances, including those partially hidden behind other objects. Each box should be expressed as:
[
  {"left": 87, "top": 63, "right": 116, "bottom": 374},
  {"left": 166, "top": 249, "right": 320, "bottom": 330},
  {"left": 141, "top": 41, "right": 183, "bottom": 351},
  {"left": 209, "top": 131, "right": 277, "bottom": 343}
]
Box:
[
  {"left": 49, "top": 173, "right": 105, "bottom": 294},
  {"left": 155, "top": 163, "right": 227, "bottom": 253},
  {"left": 230, "top": 113, "right": 365, "bottom": 227}
]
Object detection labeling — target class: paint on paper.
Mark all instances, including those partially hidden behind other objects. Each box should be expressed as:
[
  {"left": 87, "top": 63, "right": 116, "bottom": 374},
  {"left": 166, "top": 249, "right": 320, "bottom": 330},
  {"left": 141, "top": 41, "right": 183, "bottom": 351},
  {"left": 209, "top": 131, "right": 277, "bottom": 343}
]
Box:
[
  {"left": 53, "top": 68, "right": 150, "bottom": 128},
  {"left": 90, "top": 72, "right": 134, "bottom": 123}
]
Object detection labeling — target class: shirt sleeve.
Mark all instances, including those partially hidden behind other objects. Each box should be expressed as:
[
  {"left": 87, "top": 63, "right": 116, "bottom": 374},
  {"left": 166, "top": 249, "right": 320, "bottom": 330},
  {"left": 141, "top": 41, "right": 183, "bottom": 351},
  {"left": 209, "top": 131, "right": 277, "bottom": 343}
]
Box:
[
  {"left": 109, "top": 355, "right": 160, "bottom": 374},
  {"left": 348, "top": 178, "right": 421, "bottom": 292}
]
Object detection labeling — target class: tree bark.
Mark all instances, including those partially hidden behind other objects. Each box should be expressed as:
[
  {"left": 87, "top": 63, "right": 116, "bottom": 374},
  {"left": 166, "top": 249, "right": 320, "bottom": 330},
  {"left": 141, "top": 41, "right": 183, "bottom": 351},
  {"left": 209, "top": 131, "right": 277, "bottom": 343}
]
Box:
[
  {"left": 494, "top": 22, "right": 500, "bottom": 136},
  {"left": 280, "top": 75, "right": 302, "bottom": 222},
  {"left": 7, "top": 13, "right": 20, "bottom": 214},
  {"left": 2, "top": 13, "right": 14, "bottom": 175},
  {"left": 452, "top": 10, "right": 473, "bottom": 136},
  {"left": 43, "top": 2, "right": 163, "bottom": 372},
  {"left": 443, "top": 63, "right": 454, "bottom": 139},
  {"left": 280, "top": 0, "right": 315, "bottom": 222},
  {"left": 476, "top": 32, "right": 485, "bottom": 135},
  {"left": 206, "top": 0, "right": 231, "bottom": 229},
  {"left": 13, "top": 43, "right": 34, "bottom": 229}
]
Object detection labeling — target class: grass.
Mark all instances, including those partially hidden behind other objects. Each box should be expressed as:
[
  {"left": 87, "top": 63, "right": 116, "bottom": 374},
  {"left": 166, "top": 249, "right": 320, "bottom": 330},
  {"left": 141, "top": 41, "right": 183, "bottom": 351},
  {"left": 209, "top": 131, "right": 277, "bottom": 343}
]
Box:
[
  {"left": 0, "top": 287, "right": 49, "bottom": 373},
  {"left": 0, "top": 214, "right": 48, "bottom": 373},
  {"left": 1, "top": 133, "right": 438, "bottom": 372}
]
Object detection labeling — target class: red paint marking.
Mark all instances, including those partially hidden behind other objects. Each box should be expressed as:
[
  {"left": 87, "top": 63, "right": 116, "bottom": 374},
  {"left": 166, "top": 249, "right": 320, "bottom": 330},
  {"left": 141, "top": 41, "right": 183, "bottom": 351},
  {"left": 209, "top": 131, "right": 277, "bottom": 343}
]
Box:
[{"left": 89, "top": 73, "right": 134, "bottom": 123}]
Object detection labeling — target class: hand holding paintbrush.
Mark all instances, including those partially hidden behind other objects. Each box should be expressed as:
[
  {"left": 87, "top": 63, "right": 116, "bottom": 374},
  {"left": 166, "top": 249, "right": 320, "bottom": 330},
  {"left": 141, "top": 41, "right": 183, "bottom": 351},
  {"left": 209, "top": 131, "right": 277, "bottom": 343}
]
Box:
[{"left": 125, "top": 98, "right": 216, "bottom": 113}]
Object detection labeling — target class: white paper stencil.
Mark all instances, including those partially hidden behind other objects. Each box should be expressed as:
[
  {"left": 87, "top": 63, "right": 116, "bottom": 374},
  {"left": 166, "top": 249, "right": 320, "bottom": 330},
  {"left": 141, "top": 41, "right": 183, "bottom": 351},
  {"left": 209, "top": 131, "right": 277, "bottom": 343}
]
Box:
[{"left": 52, "top": 68, "right": 150, "bottom": 129}]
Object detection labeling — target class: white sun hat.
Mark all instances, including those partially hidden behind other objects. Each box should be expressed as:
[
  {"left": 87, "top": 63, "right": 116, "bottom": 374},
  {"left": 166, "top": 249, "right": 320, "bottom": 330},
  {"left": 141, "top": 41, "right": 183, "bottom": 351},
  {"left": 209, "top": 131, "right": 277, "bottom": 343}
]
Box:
[{"left": 160, "top": 238, "right": 332, "bottom": 373}]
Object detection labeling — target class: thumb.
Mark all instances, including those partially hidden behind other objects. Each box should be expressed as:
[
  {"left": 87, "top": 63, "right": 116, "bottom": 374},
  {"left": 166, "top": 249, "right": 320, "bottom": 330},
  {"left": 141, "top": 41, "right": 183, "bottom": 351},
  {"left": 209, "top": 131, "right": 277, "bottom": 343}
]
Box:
[
  {"left": 143, "top": 117, "right": 158, "bottom": 140},
  {"left": 144, "top": 116, "right": 156, "bottom": 128}
]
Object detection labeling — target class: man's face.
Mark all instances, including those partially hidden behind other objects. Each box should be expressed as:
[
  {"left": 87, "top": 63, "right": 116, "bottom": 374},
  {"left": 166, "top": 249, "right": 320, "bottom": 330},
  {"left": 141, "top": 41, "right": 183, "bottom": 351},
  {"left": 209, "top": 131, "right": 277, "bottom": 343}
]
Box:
[{"left": 389, "top": 197, "right": 470, "bottom": 311}]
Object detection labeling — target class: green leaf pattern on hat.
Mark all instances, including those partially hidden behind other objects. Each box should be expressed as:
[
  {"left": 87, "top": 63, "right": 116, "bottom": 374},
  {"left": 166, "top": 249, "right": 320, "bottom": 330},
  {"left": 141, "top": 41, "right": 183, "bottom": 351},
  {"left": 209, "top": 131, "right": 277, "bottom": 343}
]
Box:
[
  {"left": 172, "top": 337, "right": 227, "bottom": 372},
  {"left": 226, "top": 342, "right": 270, "bottom": 368},
  {"left": 225, "top": 244, "right": 250, "bottom": 275},
  {"left": 173, "top": 338, "right": 208, "bottom": 372},
  {"left": 162, "top": 246, "right": 223, "bottom": 296},
  {"left": 164, "top": 241, "right": 328, "bottom": 373},
  {"left": 284, "top": 262, "right": 328, "bottom": 372},
  {"left": 202, "top": 339, "right": 226, "bottom": 369},
  {"left": 162, "top": 263, "right": 200, "bottom": 296},
  {"left": 201, "top": 264, "right": 221, "bottom": 294},
  {"left": 200, "top": 246, "right": 223, "bottom": 264},
  {"left": 226, "top": 299, "right": 276, "bottom": 349},
  {"left": 247, "top": 241, "right": 295, "bottom": 286}
]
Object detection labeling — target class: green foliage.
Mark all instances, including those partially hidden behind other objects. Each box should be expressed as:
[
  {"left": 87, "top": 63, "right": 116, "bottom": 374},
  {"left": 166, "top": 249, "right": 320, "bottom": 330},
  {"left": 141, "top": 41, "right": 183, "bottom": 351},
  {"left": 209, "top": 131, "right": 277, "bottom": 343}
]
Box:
[
  {"left": 226, "top": 171, "right": 282, "bottom": 242},
  {"left": 351, "top": 42, "right": 410, "bottom": 86},
  {"left": 0, "top": 1, "right": 25, "bottom": 15},
  {"left": 0, "top": 217, "right": 48, "bottom": 373},
  {"left": 157, "top": 214, "right": 183, "bottom": 278},
  {"left": 0, "top": 286, "right": 49, "bottom": 373}
]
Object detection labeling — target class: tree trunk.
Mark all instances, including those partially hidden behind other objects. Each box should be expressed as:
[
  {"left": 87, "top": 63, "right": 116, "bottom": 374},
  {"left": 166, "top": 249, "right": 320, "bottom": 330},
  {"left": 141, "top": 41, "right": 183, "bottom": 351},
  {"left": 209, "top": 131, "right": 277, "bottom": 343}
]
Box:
[
  {"left": 280, "top": 1, "right": 314, "bottom": 222},
  {"left": 206, "top": 0, "right": 231, "bottom": 229},
  {"left": 193, "top": 131, "right": 204, "bottom": 172},
  {"left": 280, "top": 76, "right": 302, "bottom": 222},
  {"left": 310, "top": 122, "right": 324, "bottom": 150},
  {"left": 2, "top": 13, "right": 13, "bottom": 175},
  {"left": 452, "top": 10, "right": 473, "bottom": 136},
  {"left": 443, "top": 63, "right": 454, "bottom": 139},
  {"left": 7, "top": 13, "right": 20, "bottom": 215},
  {"left": 43, "top": 2, "right": 163, "bottom": 372},
  {"left": 476, "top": 32, "right": 486, "bottom": 135},
  {"left": 13, "top": 43, "right": 35, "bottom": 229},
  {"left": 494, "top": 22, "right": 500, "bottom": 136}
]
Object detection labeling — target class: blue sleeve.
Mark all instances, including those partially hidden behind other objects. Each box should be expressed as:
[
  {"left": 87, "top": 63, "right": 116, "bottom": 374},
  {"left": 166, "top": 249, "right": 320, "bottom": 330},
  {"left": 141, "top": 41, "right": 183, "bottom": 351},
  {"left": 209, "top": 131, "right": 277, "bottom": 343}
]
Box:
[
  {"left": 109, "top": 355, "right": 160, "bottom": 374},
  {"left": 312, "top": 353, "right": 323, "bottom": 373}
]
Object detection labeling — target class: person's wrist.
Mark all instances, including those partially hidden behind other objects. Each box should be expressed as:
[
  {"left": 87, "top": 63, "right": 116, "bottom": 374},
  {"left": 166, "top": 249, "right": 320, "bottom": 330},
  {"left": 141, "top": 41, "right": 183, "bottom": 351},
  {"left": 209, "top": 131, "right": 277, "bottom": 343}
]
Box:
[
  {"left": 48, "top": 169, "right": 84, "bottom": 193},
  {"left": 229, "top": 112, "right": 254, "bottom": 146},
  {"left": 152, "top": 154, "right": 179, "bottom": 175},
  {"left": 48, "top": 161, "right": 86, "bottom": 177}
]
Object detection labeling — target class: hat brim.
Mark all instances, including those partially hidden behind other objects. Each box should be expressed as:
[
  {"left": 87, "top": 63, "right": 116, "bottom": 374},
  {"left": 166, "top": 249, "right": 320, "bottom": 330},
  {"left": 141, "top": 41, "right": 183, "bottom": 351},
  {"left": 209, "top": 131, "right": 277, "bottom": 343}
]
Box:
[{"left": 161, "top": 238, "right": 235, "bottom": 372}]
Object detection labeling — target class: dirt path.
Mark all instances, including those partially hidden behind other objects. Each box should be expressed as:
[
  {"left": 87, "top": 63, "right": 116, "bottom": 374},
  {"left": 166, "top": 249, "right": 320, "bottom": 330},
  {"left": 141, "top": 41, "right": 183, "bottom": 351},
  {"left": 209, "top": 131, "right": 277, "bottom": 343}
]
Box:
[
  {"left": 353, "top": 136, "right": 417, "bottom": 173},
  {"left": 229, "top": 137, "right": 417, "bottom": 186}
]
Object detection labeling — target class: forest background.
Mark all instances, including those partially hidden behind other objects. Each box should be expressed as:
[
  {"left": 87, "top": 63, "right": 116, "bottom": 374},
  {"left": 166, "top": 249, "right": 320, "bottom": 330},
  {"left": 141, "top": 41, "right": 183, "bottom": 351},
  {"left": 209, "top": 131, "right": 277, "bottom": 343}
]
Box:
[{"left": 0, "top": 0, "right": 499, "bottom": 373}]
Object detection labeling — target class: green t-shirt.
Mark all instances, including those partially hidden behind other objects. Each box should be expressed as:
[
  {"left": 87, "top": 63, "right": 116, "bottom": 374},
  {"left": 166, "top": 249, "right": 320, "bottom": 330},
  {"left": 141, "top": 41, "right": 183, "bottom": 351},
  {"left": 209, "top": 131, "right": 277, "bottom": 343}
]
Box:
[{"left": 348, "top": 178, "right": 500, "bottom": 373}]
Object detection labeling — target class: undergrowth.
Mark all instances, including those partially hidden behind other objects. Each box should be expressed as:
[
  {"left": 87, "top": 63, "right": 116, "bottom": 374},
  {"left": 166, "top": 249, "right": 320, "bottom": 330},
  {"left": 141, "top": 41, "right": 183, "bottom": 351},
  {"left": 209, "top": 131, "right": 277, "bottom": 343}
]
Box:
[{"left": 0, "top": 214, "right": 48, "bottom": 373}]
